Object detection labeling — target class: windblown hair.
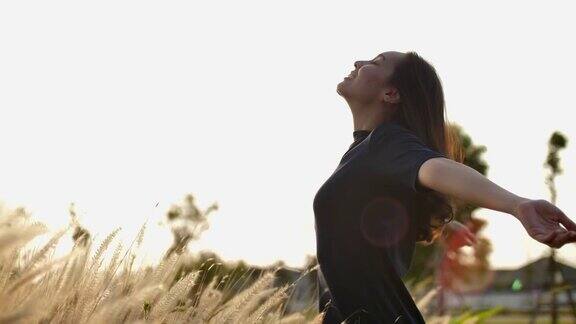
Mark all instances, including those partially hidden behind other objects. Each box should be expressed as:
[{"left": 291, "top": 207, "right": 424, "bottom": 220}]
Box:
[{"left": 388, "top": 51, "right": 464, "bottom": 244}]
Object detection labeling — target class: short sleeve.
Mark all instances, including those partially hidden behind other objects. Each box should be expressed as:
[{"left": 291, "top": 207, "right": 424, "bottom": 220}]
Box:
[{"left": 368, "top": 123, "right": 447, "bottom": 194}]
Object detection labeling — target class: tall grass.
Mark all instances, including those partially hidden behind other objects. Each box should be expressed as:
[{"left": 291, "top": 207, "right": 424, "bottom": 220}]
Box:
[{"left": 0, "top": 205, "right": 320, "bottom": 323}]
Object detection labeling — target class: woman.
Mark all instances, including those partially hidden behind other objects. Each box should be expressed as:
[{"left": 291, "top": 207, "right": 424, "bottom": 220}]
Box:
[{"left": 312, "top": 50, "right": 576, "bottom": 324}]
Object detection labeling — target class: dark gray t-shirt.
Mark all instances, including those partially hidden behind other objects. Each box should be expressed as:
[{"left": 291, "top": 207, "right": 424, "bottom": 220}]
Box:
[{"left": 313, "top": 120, "right": 446, "bottom": 323}]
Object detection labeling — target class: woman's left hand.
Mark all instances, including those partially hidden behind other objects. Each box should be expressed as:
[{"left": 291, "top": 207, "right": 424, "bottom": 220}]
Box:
[{"left": 443, "top": 220, "right": 477, "bottom": 249}]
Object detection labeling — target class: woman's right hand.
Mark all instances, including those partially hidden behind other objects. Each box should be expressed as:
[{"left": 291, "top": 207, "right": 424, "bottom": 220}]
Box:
[
  {"left": 513, "top": 199, "right": 576, "bottom": 248},
  {"left": 443, "top": 220, "right": 477, "bottom": 249}
]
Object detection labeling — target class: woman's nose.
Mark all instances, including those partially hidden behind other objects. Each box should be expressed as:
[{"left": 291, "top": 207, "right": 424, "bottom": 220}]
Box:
[{"left": 354, "top": 60, "right": 367, "bottom": 69}]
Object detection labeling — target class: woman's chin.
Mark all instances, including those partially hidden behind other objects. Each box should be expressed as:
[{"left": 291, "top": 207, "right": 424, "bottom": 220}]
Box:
[{"left": 336, "top": 82, "right": 349, "bottom": 97}]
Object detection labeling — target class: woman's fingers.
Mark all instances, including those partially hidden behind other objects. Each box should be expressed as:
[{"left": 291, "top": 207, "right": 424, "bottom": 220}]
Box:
[
  {"left": 540, "top": 229, "right": 576, "bottom": 248},
  {"left": 538, "top": 230, "right": 559, "bottom": 245},
  {"left": 540, "top": 200, "right": 576, "bottom": 231},
  {"left": 549, "top": 231, "right": 576, "bottom": 248},
  {"left": 558, "top": 212, "right": 576, "bottom": 231}
]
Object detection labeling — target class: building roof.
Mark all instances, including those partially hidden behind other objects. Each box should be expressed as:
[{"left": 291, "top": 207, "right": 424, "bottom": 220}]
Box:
[{"left": 488, "top": 256, "right": 576, "bottom": 292}]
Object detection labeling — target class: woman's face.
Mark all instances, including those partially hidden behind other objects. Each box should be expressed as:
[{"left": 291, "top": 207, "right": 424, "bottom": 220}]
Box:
[{"left": 337, "top": 50, "right": 406, "bottom": 104}]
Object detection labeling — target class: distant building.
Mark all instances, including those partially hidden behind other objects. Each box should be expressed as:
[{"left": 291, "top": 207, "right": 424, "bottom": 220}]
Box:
[{"left": 444, "top": 256, "right": 576, "bottom": 312}]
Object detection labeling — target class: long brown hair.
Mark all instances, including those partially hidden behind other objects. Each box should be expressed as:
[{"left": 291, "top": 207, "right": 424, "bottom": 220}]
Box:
[{"left": 388, "top": 51, "right": 464, "bottom": 244}]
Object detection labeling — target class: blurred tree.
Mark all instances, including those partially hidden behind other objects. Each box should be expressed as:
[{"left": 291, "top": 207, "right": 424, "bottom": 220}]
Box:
[
  {"left": 544, "top": 131, "right": 567, "bottom": 204},
  {"left": 162, "top": 194, "right": 218, "bottom": 260}
]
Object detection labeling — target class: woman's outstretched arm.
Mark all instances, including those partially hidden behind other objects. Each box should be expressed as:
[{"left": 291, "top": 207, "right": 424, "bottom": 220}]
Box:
[{"left": 418, "top": 157, "right": 576, "bottom": 249}]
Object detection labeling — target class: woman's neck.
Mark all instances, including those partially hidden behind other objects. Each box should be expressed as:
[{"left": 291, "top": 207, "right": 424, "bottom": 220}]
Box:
[
  {"left": 347, "top": 98, "right": 398, "bottom": 131},
  {"left": 351, "top": 110, "right": 395, "bottom": 132}
]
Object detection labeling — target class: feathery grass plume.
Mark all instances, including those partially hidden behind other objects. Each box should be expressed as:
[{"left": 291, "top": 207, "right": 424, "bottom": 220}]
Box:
[
  {"left": 151, "top": 270, "right": 200, "bottom": 320},
  {"left": 187, "top": 277, "right": 224, "bottom": 322},
  {"left": 56, "top": 243, "right": 89, "bottom": 297},
  {"left": 49, "top": 247, "right": 91, "bottom": 322},
  {"left": 135, "top": 221, "right": 147, "bottom": 248},
  {"left": 246, "top": 283, "right": 290, "bottom": 323},
  {"left": 0, "top": 249, "right": 18, "bottom": 294},
  {"left": 153, "top": 252, "right": 181, "bottom": 286},
  {"left": 70, "top": 243, "right": 90, "bottom": 287},
  {"left": 86, "top": 240, "right": 169, "bottom": 319},
  {"left": 20, "top": 226, "right": 70, "bottom": 274},
  {"left": 29, "top": 267, "right": 66, "bottom": 320},
  {"left": 213, "top": 265, "right": 258, "bottom": 310},
  {"left": 95, "top": 283, "right": 165, "bottom": 322},
  {"left": 102, "top": 242, "right": 124, "bottom": 284},
  {"left": 231, "top": 286, "right": 276, "bottom": 323},
  {"left": 121, "top": 222, "right": 147, "bottom": 294},
  {"left": 120, "top": 256, "right": 136, "bottom": 297},
  {"left": 129, "top": 264, "right": 155, "bottom": 293},
  {"left": 80, "top": 266, "right": 102, "bottom": 311},
  {"left": 0, "top": 206, "right": 29, "bottom": 227},
  {"left": 86, "top": 225, "right": 151, "bottom": 318},
  {"left": 123, "top": 222, "right": 147, "bottom": 276},
  {"left": 152, "top": 254, "right": 174, "bottom": 284},
  {"left": 17, "top": 248, "right": 34, "bottom": 269},
  {"left": 5, "top": 252, "right": 72, "bottom": 295},
  {"left": 51, "top": 252, "right": 76, "bottom": 297},
  {"left": 56, "top": 240, "right": 91, "bottom": 300},
  {"left": 73, "top": 271, "right": 101, "bottom": 320},
  {"left": 210, "top": 271, "right": 276, "bottom": 323},
  {"left": 82, "top": 241, "right": 124, "bottom": 319},
  {"left": 88, "top": 227, "right": 121, "bottom": 274},
  {"left": 0, "top": 221, "right": 48, "bottom": 258},
  {"left": 61, "top": 246, "right": 92, "bottom": 322}
]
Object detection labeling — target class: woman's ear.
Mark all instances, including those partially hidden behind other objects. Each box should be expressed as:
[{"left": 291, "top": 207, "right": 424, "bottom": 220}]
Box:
[{"left": 382, "top": 87, "right": 401, "bottom": 104}]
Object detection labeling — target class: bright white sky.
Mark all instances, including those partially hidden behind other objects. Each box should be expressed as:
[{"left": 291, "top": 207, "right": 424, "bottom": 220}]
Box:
[{"left": 1, "top": 1, "right": 575, "bottom": 270}]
